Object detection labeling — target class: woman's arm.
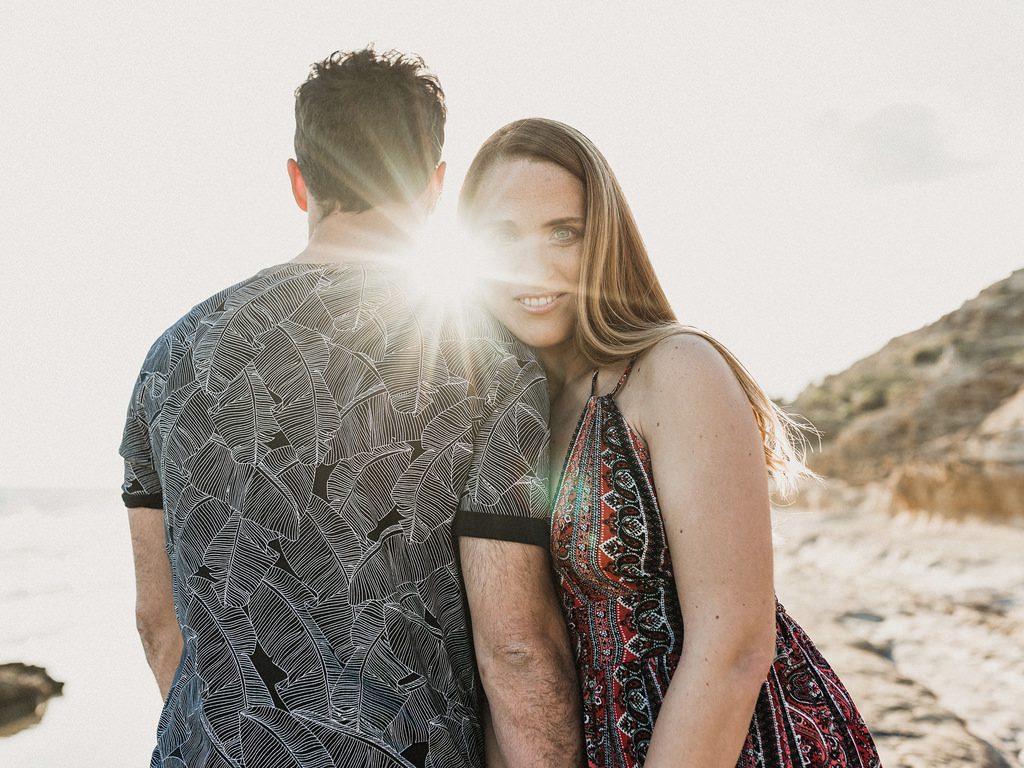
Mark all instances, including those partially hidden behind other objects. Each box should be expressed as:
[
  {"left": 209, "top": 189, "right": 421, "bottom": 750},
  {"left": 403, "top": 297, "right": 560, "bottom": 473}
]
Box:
[{"left": 635, "top": 335, "right": 778, "bottom": 768}]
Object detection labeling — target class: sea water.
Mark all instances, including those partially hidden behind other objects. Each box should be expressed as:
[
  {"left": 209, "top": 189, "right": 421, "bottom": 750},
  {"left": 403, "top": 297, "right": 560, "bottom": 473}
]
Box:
[{"left": 0, "top": 488, "right": 162, "bottom": 767}]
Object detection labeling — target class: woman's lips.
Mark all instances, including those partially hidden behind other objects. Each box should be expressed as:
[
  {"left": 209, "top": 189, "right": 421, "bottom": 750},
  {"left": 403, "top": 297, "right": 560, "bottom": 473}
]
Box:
[{"left": 514, "top": 292, "right": 566, "bottom": 313}]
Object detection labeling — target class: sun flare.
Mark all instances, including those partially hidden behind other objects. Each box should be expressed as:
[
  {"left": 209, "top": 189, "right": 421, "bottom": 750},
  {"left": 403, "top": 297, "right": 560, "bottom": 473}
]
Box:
[{"left": 400, "top": 216, "right": 491, "bottom": 310}]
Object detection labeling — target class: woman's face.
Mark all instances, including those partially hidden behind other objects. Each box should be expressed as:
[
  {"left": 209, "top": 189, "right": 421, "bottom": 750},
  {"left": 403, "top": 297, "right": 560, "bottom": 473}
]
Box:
[{"left": 471, "top": 158, "right": 585, "bottom": 353}]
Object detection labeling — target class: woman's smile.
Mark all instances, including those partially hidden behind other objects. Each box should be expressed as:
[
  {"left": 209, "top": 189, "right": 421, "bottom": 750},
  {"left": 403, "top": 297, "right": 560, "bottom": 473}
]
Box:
[{"left": 515, "top": 292, "right": 568, "bottom": 312}]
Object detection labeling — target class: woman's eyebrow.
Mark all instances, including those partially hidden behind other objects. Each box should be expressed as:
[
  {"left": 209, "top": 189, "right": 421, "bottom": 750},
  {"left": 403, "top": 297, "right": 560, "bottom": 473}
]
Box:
[{"left": 543, "top": 217, "right": 585, "bottom": 227}]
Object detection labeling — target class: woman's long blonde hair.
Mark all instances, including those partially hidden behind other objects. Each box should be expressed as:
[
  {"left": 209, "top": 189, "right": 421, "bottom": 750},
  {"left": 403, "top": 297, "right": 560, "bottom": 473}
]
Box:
[{"left": 459, "top": 118, "right": 814, "bottom": 497}]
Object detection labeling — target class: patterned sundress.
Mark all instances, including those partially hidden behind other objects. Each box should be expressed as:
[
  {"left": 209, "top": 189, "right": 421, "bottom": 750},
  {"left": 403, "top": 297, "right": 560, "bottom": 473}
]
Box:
[{"left": 550, "top": 359, "right": 881, "bottom": 768}]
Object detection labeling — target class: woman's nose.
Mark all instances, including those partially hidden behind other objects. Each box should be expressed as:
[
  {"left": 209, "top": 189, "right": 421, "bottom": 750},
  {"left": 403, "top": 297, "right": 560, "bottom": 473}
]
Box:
[{"left": 516, "top": 238, "right": 554, "bottom": 282}]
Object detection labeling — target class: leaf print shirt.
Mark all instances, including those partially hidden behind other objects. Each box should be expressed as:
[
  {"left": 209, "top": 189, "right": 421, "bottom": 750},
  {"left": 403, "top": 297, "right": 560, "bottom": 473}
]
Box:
[{"left": 120, "top": 262, "right": 550, "bottom": 768}]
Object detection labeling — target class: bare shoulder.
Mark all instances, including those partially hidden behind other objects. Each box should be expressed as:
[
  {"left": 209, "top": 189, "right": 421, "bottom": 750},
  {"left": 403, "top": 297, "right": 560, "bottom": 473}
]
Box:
[
  {"left": 626, "top": 332, "right": 752, "bottom": 441},
  {"left": 636, "top": 332, "right": 732, "bottom": 379},
  {"left": 635, "top": 332, "right": 746, "bottom": 405}
]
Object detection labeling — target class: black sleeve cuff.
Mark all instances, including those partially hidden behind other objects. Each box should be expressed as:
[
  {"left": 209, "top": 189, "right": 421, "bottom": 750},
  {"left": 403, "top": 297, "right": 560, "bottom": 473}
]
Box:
[
  {"left": 122, "top": 492, "right": 164, "bottom": 508},
  {"left": 454, "top": 510, "right": 549, "bottom": 548}
]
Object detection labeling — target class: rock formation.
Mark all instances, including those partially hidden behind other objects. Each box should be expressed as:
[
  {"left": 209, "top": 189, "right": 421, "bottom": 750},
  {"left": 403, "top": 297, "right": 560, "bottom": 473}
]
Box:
[
  {"left": 788, "top": 268, "right": 1024, "bottom": 521},
  {"left": 0, "top": 663, "right": 63, "bottom": 737}
]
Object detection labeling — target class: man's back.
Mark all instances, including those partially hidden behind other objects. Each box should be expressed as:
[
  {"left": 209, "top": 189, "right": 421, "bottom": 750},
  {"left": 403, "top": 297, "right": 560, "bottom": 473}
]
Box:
[{"left": 121, "top": 261, "right": 549, "bottom": 767}]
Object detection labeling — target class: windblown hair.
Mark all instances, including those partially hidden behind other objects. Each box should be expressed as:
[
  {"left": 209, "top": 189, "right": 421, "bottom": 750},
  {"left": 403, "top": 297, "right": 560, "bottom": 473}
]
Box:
[
  {"left": 459, "top": 118, "right": 814, "bottom": 497},
  {"left": 294, "top": 47, "right": 446, "bottom": 214}
]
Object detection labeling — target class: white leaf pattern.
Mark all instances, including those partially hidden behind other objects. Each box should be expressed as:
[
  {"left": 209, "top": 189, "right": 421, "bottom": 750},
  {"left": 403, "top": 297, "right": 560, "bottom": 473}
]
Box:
[
  {"left": 253, "top": 321, "right": 340, "bottom": 465},
  {"left": 204, "top": 513, "right": 278, "bottom": 608},
  {"left": 187, "top": 577, "right": 275, "bottom": 745},
  {"left": 211, "top": 365, "right": 282, "bottom": 466},
  {"left": 393, "top": 391, "right": 479, "bottom": 541},
  {"left": 238, "top": 706, "right": 334, "bottom": 768},
  {"left": 292, "top": 713, "right": 415, "bottom": 768},
  {"left": 280, "top": 495, "right": 359, "bottom": 601},
  {"left": 247, "top": 569, "right": 342, "bottom": 716},
  {"left": 176, "top": 485, "right": 231, "bottom": 577},
  {"left": 119, "top": 263, "right": 549, "bottom": 767},
  {"left": 195, "top": 268, "right": 323, "bottom": 395}
]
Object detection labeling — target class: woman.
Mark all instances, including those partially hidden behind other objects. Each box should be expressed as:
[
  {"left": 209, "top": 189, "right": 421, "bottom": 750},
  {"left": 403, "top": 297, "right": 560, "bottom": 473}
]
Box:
[{"left": 458, "top": 118, "right": 881, "bottom": 768}]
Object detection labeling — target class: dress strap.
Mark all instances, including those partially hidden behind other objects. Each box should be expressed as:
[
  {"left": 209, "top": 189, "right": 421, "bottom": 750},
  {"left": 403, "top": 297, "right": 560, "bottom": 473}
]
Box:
[
  {"left": 590, "top": 355, "right": 639, "bottom": 398},
  {"left": 609, "top": 355, "right": 639, "bottom": 397}
]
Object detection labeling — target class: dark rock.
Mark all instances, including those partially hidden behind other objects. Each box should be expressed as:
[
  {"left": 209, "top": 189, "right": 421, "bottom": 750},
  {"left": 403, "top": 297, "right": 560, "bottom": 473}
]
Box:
[{"left": 0, "top": 663, "right": 64, "bottom": 737}]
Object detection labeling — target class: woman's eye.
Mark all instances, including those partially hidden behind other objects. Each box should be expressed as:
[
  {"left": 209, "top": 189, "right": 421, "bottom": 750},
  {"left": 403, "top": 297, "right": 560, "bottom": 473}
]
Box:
[
  {"left": 489, "top": 229, "right": 517, "bottom": 245},
  {"left": 552, "top": 227, "right": 580, "bottom": 243}
]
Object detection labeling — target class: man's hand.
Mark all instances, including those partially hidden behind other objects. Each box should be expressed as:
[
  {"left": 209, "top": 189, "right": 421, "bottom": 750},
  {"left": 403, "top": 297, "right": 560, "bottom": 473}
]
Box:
[
  {"left": 460, "top": 536, "right": 581, "bottom": 768},
  {"left": 127, "top": 507, "right": 183, "bottom": 699}
]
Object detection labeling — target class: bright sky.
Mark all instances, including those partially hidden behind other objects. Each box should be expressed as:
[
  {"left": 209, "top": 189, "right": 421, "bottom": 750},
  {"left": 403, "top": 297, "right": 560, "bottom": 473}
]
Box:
[{"left": 1, "top": 2, "right": 1021, "bottom": 488}]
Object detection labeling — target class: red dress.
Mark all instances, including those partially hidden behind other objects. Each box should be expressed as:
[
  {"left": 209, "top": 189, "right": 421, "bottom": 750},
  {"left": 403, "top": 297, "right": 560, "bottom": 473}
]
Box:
[{"left": 550, "top": 361, "right": 881, "bottom": 767}]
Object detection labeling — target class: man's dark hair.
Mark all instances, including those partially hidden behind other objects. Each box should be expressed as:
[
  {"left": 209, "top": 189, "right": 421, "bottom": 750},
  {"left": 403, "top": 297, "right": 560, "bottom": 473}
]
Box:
[{"left": 294, "top": 47, "right": 446, "bottom": 215}]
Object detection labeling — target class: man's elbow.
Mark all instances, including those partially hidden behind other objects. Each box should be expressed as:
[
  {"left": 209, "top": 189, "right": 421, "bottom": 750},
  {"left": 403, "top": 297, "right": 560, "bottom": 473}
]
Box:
[
  {"left": 486, "top": 636, "right": 555, "bottom": 668},
  {"left": 477, "top": 631, "right": 574, "bottom": 685},
  {"left": 135, "top": 604, "right": 178, "bottom": 650}
]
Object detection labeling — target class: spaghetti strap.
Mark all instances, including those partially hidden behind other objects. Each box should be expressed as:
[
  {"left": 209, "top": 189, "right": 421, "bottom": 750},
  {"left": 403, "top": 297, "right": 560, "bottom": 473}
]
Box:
[
  {"left": 609, "top": 355, "right": 638, "bottom": 397},
  {"left": 590, "top": 355, "right": 639, "bottom": 398}
]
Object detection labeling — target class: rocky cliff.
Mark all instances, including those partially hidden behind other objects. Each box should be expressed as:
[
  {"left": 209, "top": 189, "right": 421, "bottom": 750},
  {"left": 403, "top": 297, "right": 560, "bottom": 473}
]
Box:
[{"left": 787, "top": 268, "right": 1024, "bottom": 520}]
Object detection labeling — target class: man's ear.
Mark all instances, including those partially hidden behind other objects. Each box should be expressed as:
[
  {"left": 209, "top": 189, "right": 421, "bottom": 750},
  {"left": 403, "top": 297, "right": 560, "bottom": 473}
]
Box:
[
  {"left": 287, "top": 158, "right": 308, "bottom": 212},
  {"left": 423, "top": 161, "right": 446, "bottom": 213}
]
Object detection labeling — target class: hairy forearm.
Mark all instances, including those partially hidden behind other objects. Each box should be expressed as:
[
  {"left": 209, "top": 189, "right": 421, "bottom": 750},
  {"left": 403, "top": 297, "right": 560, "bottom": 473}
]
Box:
[
  {"left": 459, "top": 535, "right": 583, "bottom": 766},
  {"left": 137, "top": 616, "right": 183, "bottom": 700},
  {"left": 480, "top": 638, "right": 582, "bottom": 768},
  {"left": 644, "top": 649, "right": 770, "bottom": 768},
  {"left": 482, "top": 702, "right": 508, "bottom": 768}
]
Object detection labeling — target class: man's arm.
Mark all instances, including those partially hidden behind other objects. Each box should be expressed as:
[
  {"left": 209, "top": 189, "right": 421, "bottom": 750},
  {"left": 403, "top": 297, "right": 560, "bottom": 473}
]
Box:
[
  {"left": 127, "top": 507, "right": 183, "bottom": 700},
  {"left": 481, "top": 700, "right": 507, "bottom": 768},
  {"left": 460, "top": 536, "right": 581, "bottom": 768}
]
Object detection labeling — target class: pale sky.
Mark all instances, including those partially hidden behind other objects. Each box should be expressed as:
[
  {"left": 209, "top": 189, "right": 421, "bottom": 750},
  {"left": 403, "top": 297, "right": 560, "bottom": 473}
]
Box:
[{"left": 1, "top": 2, "right": 1022, "bottom": 488}]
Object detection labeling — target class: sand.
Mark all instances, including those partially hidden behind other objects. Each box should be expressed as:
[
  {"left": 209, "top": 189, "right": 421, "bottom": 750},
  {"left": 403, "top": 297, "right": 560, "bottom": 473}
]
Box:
[{"left": 774, "top": 487, "right": 1024, "bottom": 767}]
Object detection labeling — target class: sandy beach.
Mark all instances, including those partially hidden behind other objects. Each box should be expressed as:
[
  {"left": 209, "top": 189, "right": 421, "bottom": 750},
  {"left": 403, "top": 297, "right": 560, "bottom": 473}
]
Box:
[{"left": 774, "top": 486, "right": 1024, "bottom": 767}]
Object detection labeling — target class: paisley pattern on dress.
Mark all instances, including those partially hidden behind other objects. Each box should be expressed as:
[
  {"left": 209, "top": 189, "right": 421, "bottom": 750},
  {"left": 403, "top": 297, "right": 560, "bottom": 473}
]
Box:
[
  {"left": 120, "top": 262, "right": 549, "bottom": 768},
  {"left": 550, "top": 361, "right": 881, "bottom": 768}
]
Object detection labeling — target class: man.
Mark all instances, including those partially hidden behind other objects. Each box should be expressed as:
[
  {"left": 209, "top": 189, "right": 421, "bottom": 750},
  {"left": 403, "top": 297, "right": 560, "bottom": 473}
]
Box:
[{"left": 120, "top": 48, "right": 580, "bottom": 768}]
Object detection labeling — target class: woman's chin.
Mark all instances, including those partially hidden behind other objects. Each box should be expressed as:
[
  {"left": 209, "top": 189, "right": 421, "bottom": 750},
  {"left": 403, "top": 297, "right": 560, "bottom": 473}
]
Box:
[
  {"left": 484, "top": 306, "right": 572, "bottom": 354},
  {"left": 511, "top": 329, "right": 571, "bottom": 355}
]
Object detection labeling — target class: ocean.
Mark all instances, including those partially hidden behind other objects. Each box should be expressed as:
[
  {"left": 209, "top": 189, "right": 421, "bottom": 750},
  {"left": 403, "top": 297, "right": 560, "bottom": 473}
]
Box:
[{"left": 0, "top": 488, "right": 163, "bottom": 767}]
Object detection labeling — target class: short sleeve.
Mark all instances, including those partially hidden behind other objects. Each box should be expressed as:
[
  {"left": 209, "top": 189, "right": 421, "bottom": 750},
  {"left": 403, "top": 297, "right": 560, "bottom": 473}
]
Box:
[
  {"left": 119, "top": 371, "right": 164, "bottom": 508},
  {"left": 454, "top": 351, "right": 550, "bottom": 548}
]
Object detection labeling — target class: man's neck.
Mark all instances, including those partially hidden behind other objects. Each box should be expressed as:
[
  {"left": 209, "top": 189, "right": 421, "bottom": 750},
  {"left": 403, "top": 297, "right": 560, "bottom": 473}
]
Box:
[{"left": 292, "top": 203, "right": 422, "bottom": 265}]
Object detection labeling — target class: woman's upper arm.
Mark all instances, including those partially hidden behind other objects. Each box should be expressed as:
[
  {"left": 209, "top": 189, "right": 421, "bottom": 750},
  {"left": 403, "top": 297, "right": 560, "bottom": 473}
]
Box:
[{"left": 638, "top": 335, "right": 776, "bottom": 659}]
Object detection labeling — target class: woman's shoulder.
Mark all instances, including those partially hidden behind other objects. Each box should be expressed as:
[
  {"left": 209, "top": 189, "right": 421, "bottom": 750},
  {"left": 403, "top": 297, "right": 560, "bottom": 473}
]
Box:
[
  {"left": 627, "top": 331, "right": 750, "bottom": 433},
  {"left": 633, "top": 331, "right": 737, "bottom": 391}
]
